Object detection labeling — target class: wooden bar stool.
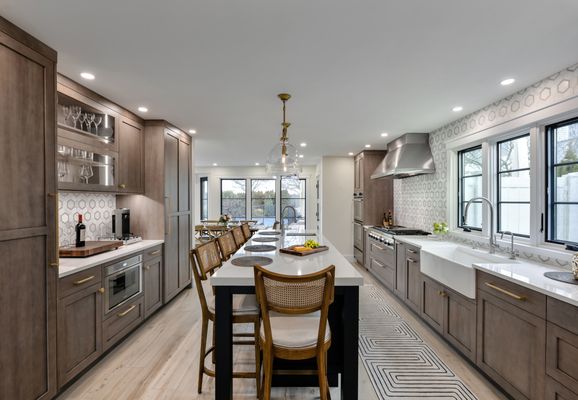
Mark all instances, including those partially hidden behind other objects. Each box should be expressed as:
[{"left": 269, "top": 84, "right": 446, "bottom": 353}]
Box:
[
  {"left": 253, "top": 264, "right": 335, "bottom": 400},
  {"left": 190, "top": 240, "right": 261, "bottom": 394},
  {"left": 232, "top": 225, "right": 246, "bottom": 249},
  {"left": 241, "top": 222, "right": 253, "bottom": 241},
  {"left": 217, "top": 231, "right": 237, "bottom": 261}
]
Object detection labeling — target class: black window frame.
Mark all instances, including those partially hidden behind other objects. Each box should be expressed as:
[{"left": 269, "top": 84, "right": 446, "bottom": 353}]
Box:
[
  {"left": 250, "top": 178, "right": 277, "bottom": 226},
  {"left": 457, "top": 145, "right": 483, "bottom": 230},
  {"left": 546, "top": 116, "right": 578, "bottom": 247},
  {"left": 496, "top": 133, "right": 531, "bottom": 238},
  {"left": 200, "top": 177, "right": 208, "bottom": 221},
  {"left": 220, "top": 178, "right": 247, "bottom": 220},
  {"left": 280, "top": 177, "right": 307, "bottom": 228}
]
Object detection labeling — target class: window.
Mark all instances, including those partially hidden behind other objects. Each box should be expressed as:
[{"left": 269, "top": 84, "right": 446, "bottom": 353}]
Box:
[
  {"left": 497, "top": 134, "right": 531, "bottom": 236},
  {"left": 281, "top": 177, "right": 306, "bottom": 228},
  {"left": 200, "top": 177, "right": 208, "bottom": 221},
  {"left": 547, "top": 117, "right": 578, "bottom": 246},
  {"left": 251, "top": 179, "right": 276, "bottom": 226},
  {"left": 458, "top": 146, "right": 483, "bottom": 230},
  {"left": 221, "top": 179, "right": 246, "bottom": 220}
]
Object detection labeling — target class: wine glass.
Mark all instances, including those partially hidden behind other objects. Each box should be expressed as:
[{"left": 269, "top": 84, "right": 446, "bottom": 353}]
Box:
[
  {"left": 80, "top": 164, "right": 90, "bottom": 184},
  {"left": 78, "top": 113, "right": 87, "bottom": 131},
  {"left": 62, "top": 105, "right": 72, "bottom": 126},
  {"left": 94, "top": 115, "right": 103, "bottom": 135},
  {"left": 86, "top": 113, "right": 95, "bottom": 134},
  {"left": 57, "top": 161, "right": 68, "bottom": 180},
  {"left": 70, "top": 106, "right": 81, "bottom": 129}
]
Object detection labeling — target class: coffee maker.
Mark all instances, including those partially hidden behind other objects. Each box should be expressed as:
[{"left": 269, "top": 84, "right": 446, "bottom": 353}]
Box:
[{"left": 112, "top": 208, "right": 131, "bottom": 240}]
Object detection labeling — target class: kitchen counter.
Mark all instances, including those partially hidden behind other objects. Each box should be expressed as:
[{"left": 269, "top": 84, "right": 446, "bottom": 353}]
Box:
[
  {"left": 394, "top": 235, "right": 578, "bottom": 307},
  {"left": 59, "top": 240, "right": 164, "bottom": 277}
]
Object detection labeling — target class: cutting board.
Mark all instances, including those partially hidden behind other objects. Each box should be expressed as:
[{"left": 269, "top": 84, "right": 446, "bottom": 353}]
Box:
[
  {"left": 59, "top": 241, "right": 123, "bottom": 258},
  {"left": 279, "top": 245, "right": 329, "bottom": 256}
]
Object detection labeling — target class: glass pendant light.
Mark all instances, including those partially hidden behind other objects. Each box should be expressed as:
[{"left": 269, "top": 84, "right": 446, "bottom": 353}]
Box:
[{"left": 266, "top": 93, "right": 302, "bottom": 177}]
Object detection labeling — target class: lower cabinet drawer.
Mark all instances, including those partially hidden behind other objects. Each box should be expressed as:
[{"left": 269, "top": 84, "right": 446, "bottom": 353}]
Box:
[
  {"left": 370, "top": 256, "right": 394, "bottom": 289},
  {"left": 545, "top": 376, "right": 578, "bottom": 400},
  {"left": 547, "top": 322, "right": 578, "bottom": 395},
  {"left": 59, "top": 266, "right": 102, "bottom": 300},
  {"left": 102, "top": 296, "right": 144, "bottom": 351}
]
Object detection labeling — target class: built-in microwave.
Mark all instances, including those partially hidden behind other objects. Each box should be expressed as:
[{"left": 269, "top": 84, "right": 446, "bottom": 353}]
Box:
[{"left": 104, "top": 254, "right": 142, "bottom": 314}]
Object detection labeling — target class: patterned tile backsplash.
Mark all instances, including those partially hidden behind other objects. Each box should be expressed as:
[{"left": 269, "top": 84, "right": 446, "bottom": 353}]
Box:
[
  {"left": 394, "top": 62, "right": 578, "bottom": 269},
  {"left": 58, "top": 192, "right": 116, "bottom": 247}
]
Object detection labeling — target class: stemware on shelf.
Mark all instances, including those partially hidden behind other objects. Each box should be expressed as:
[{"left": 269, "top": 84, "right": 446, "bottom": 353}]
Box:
[
  {"left": 62, "top": 105, "right": 72, "bottom": 125},
  {"left": 70, "top": 106, "right": 81, "bottom": 128},
  {"left": 78, "top": 113, "right": 87, "bottom": 131},
  {"left": 94, "top": 115, "right": 102, "bottom": 135},
  {"left": 86, "top": 113, "right": 95, "bottom": 133}
]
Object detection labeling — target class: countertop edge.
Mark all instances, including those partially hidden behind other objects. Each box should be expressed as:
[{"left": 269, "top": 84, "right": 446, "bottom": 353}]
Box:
[
  {"left": 473, "top": 263, "right": 578, "bottom": 308},
  {"left": 58, "top": 240, "right": 164, "bottom": 278}
]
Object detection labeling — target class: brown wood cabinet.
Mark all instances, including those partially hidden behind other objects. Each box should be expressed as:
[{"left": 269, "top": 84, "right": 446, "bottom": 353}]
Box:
[
  {"left": 57, "top": 280, "right": 103, "bottom": 387},
  {"left": 353, "top": 150, "right": 393, "bottom": 225},
  {"left": 395, "top": 242, "right": 406, "bottom": 298},
  {"left": 421, "top": 275, "right": 445, "bottom": 333},
  {"left": 365, "top": 231, "right": 396, "bottom": 290},
  {"left": 476, "top": 271, "right": 546, "bottom": 400},
  {"left": 393, "top": 242, "right": 421, "bottom": 313},
  {"left": 0, "top": 16, "right": 58, "bottom": 400},
  {"left": 118, "top": 117, "right": 144, "bottom": 193},
  {"left": 144, "top": 254, "right": 164, "bottom": 319},
  {"left": 103, "top": 296, "right": 144, "bottom": 351},
  {"left": 545, "top": 376, "right": 578, "bottom": 400}
]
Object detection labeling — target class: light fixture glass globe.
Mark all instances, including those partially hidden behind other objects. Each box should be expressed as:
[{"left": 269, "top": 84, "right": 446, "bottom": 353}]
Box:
[{"left": 266, "top": 141, "right": 301, "bottom": 176}]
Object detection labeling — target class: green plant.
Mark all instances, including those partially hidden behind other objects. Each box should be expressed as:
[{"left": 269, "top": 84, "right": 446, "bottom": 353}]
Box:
[{"left": 433, "top": 222, "right": 448, "bottom": 235}]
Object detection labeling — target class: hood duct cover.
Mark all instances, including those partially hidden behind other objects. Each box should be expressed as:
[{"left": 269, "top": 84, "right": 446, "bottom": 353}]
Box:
[{"left": 371, "top": 133, "right": 435, "bottom": 179}]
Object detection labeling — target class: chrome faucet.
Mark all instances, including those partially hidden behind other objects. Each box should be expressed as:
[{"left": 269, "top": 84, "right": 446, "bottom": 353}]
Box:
[
  {"left": 280, "top": 205, "right": 297, "bottom": 232},
  {"left": 500, "top": 231, "right": 519, "bottom": 260},
  {"left": 463, "top": 197, "right": 499, "bottom": 254}
]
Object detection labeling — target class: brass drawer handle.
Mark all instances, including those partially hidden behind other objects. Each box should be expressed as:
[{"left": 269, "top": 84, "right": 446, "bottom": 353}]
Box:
[
  {"left": 74, "top": 275, "right": 95, "bottom": 285},
  {"left": 119, "top": 183, "right": 126, "bottom": 189},
  {"left": 98, "top": 287, "right": 105, "bottom": 294},
  {"left": 485, "top": 282, "right": 526, "bottom": 301},
  {"left": 49, "top": 262, "right": 59, "bottom": 268},
  {"left": 438, "top": 290, "right": 447, "bottom": 297},
  {"left": 407, "top": 257, "right": 417, "bottom": 263},
  {"left": 149, "top": 250, "right": 161, "bottom": 256},
  {"left": 144, "top": 265, "right": 150, "bottom": 270},
  {"left": 118, "top": 305, "right": 136, "bottom": 317},
  {"left": 407, "top": 249, "right": 417, "bottom": 254}
]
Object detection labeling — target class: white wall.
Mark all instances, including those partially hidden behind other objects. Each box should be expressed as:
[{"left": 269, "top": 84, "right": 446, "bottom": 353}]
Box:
[
  {"left": 194, "top": 165, "right": 318, "bottom": 231},
  {"left": 319, "top": 157, "right": 354, "bottom": 258}
]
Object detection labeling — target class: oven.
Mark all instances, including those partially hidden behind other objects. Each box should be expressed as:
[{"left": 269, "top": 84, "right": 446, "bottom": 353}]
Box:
[
  {"left": 104, "top": 254, "right": 142, "bottom": 314},
  {"left": 353, "top": 195, "right": 364, "bottom": 222}
]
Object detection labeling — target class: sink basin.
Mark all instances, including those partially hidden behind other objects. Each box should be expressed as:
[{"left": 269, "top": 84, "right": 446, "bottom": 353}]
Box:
[
  {"left": 285, "top": 232, "right": 317, "bottom": 237},
  {"left": 420, "top": 244, "right": 517, "bottom": 299}
]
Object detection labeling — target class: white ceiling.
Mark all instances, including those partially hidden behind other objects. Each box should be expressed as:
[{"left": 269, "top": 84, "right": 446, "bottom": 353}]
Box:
[{"left": 3, "top": 0, "right": 578, "bottom": 166}]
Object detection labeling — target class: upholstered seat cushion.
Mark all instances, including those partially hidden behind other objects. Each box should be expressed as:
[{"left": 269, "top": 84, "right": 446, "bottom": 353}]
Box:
[
  {"left": 260, "top": 311, "right": 331, "bottom": 349},
  {"left": 207, "top": 294, "right": 259, "bottom": 315}
]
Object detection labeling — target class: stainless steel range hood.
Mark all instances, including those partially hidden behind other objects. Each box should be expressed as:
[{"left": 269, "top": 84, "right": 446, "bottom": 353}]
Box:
[{"left": 371, "top": 133, "right": 435, "bottom": 179}]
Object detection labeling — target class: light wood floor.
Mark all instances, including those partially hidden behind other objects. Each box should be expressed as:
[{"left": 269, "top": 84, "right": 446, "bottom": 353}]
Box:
[{"left": 57, "top": 263, "right": 506, "bottom": 400}]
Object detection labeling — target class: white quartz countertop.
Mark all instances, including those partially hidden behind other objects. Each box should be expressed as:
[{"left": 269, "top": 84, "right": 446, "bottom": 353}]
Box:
[
  {"left": 59, "top": 240, "right": 164, "bottom": 278},
  {"left": 211, "top": 233, "right": 364, "bottom": 287},
  {"left": 394, "top": 235, "right": 578, "bottom": 307}
]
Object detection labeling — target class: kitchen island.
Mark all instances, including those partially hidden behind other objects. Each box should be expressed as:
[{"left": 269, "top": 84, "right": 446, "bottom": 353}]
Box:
[{"left": 211, "top": 232, "right": 363, "bottom": 400}]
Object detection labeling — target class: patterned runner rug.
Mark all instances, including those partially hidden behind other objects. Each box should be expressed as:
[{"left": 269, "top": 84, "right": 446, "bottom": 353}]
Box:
[{"left": 359, "top": 285, "right": 478, "bottom": 399}]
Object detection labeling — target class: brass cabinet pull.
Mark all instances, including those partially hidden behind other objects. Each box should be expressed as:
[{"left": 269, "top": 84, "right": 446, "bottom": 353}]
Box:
[
  {"left": 407, "top": 257, "right": 417, "bottom": 264},
  {"left": 74, "top": 275, "right": 95, "bottom": 285},
  {"left": 98, "top": 287, "right": 105, "bottom": 294},
  {"left": 117, "top": 305, "right": 136, "bottom": 317},
  {"left": 149, "top": 250, "right": 161, "bottom": 256},
  {"left": 485, "top": 282, "right": 526, "bottom": 301},
  {"left": 144, "top": 265, "right": 150, "bottom": 270},
  {"left": 119, "top": 183, "right": 126, "bottom": 189},
  {"left": 407, "top": 249, "right": 417, "bottom": 254},
  {"left": 49, "top": 262, "right": 59, "bottom": 268},
  {"left": 438, "top": 290, "right": 447, "bottom": 297}
]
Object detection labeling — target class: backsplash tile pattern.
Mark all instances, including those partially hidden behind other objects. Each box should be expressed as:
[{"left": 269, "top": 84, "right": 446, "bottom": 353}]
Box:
[
  {"left": 58, "top": 192, "right": 115, "bottom": 247},
  {"left": 394, "top": 62, "right": 578, "bottom": 269}
]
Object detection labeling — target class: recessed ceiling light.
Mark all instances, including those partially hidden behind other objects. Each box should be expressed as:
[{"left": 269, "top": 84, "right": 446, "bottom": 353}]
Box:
[
  {"left": 500, "top": 78, "right": 515, "bottom": 86},
  {"left": 365, "top": 144, "right": 371, "bottom": 148},
  {"left": 212, "top": 163, "right": 218, "bottom": 166},
  {"left": 80, "top": 72, "right": 95, "bottom": 80},
  {"left": 348, "top": 152, "right": 354, "bottom": 156},
  {"left": 255, "top": 162, "right": 260, "bottom": 166},
  {"left": 299, "top": 154, "right": 304, "bottom": 158},
  {"left": 381, "top": 132, "right": 389, "bottom": 137},
  {"left": 189, "top": 129, "right": 197, "bottom": 134},
  {"left": 300, "top": 142, "right": 307, "bottom": 147},
  {"left": 138, "top": 106, "right": 148, "bottom": 113},
  {"left": 452, "top": 106, "right": 463, "bottom": 112}
]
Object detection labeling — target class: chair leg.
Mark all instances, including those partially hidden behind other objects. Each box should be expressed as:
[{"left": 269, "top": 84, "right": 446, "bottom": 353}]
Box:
[
  {"left": 254, "top": 319, "right": 261, "bottom": 398},
  {"left": 317, "top": 349, "right": 329, "bottom": 400},
  {"left": 198, "top": 316, "right": 209, "bottom": 394},
  {"left": 262, "top": 345, "right": 273, "bottom": 400}
]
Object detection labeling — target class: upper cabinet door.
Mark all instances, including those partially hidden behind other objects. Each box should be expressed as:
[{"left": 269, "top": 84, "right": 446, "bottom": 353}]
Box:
[
  {"left": 164, "top": 132, "right": 179, "bottom": 214},
  {"left": 178, "top": 140, "right": 191, "bottom": 212},
  {"left": 118, "top": 117, "right": 144, "bottom": 193}
]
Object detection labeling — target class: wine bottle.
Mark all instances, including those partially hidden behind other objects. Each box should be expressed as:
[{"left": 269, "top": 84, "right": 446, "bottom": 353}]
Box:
[
  {"left": 75, "top": 214, "right": 86, "bottom": 247},
  {"left": 387, "top": 210, "right": 394, "bottom": 227}
]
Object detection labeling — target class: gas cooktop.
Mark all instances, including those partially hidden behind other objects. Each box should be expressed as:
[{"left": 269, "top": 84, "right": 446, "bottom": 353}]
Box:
[{"left": 371, "top": 226, "right": 430, "bottom": 236}]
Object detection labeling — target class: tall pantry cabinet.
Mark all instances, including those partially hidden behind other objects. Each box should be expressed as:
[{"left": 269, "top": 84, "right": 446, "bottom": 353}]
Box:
[
  {"left": 118, "top": 121, "right": 193, "bottom": 303},
  {"left": 0, "top": 17, "right": 58, "bottom": 399}
]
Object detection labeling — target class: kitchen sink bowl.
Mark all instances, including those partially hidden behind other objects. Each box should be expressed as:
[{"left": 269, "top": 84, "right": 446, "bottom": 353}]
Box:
[{"left": 420, "top": 244, "right": 517, "bottom": 299}]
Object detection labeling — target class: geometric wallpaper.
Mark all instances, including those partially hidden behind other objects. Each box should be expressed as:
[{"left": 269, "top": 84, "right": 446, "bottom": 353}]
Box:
[
  {"left": 58, "top": 192, "right": 116, "bottom": 247},
  {"left": 394, "top": 62, "right": 578, "bottom": 268}
]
